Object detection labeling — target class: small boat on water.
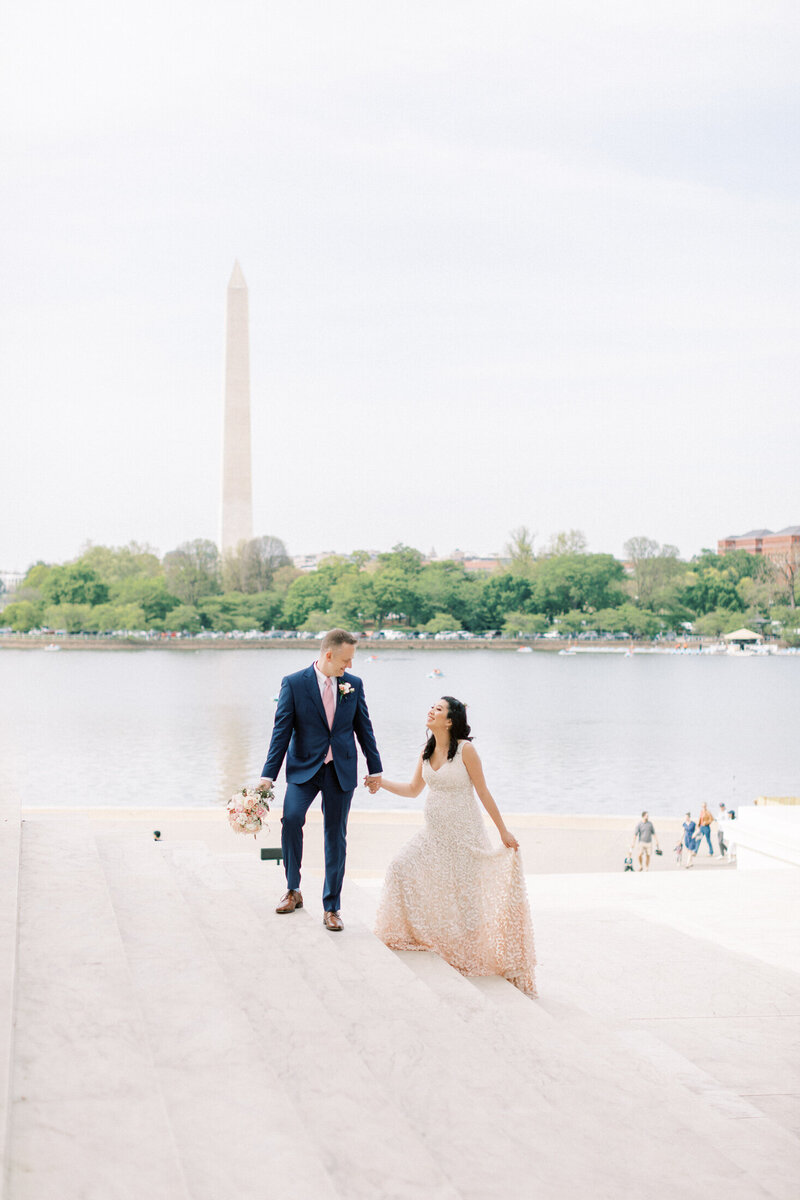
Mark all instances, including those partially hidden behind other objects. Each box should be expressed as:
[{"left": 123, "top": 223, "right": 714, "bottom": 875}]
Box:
[
  {"left": 43, "top": 643, "right": 61, "bottom": 652},
  {"left": 516, "top": 646, "right": 533, "bottom": 653},
  {"left": 427, "top": 668, "right": 445, "bottom": 678},
  {"left": 365, "top": 654, "right": 379, "bottom": 662}
]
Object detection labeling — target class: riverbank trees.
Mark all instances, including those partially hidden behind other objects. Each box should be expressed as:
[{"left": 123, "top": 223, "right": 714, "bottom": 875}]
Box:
[{"left": 1, "top": 532, "right": 797, "bottom": 642}]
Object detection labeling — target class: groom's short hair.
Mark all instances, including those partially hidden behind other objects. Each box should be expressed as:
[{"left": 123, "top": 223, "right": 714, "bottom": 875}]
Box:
[{"left": 320, "top": 628, "right": 357, "bottom": 651}]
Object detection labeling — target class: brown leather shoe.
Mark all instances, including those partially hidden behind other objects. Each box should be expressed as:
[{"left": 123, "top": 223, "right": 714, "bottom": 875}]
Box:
[
  {"left": 275, "top": 889, "right": 303, "bottom": 914},
  {"left": 323, "top": 910, "right": 344, "bottom": 932}
]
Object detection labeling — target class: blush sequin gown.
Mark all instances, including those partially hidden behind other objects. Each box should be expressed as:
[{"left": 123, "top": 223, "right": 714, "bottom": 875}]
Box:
[{"left": 374, "top": 741, "right": 537, "bottom": 998}]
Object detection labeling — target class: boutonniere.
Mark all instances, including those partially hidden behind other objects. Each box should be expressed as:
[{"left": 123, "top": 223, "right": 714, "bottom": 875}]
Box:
[{"left": 338, "top": 681, "right": 354, "bottom": 699}]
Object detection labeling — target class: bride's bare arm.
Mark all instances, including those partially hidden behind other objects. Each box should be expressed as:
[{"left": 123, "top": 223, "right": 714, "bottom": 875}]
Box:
[
  {"left": 369, "top": 756, "right": 425, "bottom": 799},
  {"left": 461, "top": 743, "right": 519, "bottom": 850}
]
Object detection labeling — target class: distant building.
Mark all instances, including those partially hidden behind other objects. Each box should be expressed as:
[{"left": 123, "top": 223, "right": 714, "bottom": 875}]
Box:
[
  {"left": 0, "top": 569, "right": 24, "bottom": 594},
  {"left": 292, "top": 552, "right": 339, "bottom": 573},
  {"left": 462, "top": 557, "right": 508, "bottom": 574},
  {"left": 425, "top": 550, "right": 508, "bottom": 573},
  {"left": 292, "top": 551, "right": 383, "bottom": 573},
  {"left": 718, "top": 527, "right": 800, "bottom": 561}
]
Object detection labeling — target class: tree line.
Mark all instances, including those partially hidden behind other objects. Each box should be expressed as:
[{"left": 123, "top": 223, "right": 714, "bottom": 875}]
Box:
[{"left": 1, "top": 528, "right": 798, "bottom": 643}]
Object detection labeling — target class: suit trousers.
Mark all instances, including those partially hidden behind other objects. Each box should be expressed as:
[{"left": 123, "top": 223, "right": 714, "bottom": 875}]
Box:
[{"left": 281, "top": 762, "right": 354, "bottom": 911}]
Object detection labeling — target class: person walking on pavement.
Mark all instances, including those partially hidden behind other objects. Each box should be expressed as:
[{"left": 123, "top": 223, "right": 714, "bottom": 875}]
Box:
[
  {"left": 258, "top": 629, "right": 383, "bottom": 932},
  {"left": 631, "top": 811, "right": 660, "bottom": 871},
  {"left": 681, "top": 812, "right": 698, "bottom": 868},
  {"left": 696, "top": 803, "right": 715, "bottom": 857}
]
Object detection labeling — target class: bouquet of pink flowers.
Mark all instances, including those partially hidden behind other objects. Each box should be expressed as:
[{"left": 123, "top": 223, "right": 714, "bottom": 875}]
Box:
[{"left": 226, "top": 785, "right": 273, "bottom": 837}]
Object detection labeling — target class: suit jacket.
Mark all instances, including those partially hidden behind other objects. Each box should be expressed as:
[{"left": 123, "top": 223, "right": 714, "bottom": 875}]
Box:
[{"left": 262, "top": 665, "right": 382, "bottom": 792}]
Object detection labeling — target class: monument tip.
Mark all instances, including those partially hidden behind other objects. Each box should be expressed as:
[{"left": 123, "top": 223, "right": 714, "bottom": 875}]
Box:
[{"left": 228, "top": 260, "right": 247, "bottom": 289}]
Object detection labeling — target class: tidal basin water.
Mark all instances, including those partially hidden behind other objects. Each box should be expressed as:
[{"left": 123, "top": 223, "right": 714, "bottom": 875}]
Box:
[{"left": 2, "top": 647, "right": 798, "bottom": 817}]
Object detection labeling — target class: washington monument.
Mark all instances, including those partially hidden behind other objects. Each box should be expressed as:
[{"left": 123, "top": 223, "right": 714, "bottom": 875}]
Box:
[{"left": 221, "top": 260, "right": 253, "bottom": 553}]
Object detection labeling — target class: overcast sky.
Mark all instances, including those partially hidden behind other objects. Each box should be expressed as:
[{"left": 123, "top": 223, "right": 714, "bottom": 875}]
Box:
[{"left": 2, "top": 0, "right": 798, "bottom": 571}]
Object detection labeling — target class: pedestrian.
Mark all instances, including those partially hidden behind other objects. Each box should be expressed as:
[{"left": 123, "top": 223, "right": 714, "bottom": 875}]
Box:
[
  {"left": 631, "top": 811, "right": 660, "bottom": 871},
  {"left": 717, "top": 803, "right": 728, "bottom": 858},
  {"left": 682, "top": 812, "right": 697, "bottom": 868},
  {"left": 717, "top": 802, "right": 736, "bottom": 862},
  {"left": 696, "top": 803, "right": 715, "bottom": 857}
]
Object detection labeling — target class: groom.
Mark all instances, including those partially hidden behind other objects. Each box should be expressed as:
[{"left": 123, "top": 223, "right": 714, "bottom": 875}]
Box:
[{"left": 258, "top": 629, "right": 382, "bottom": 931}]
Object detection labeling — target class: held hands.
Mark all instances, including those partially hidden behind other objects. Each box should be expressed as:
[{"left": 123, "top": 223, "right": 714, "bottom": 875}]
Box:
[
  {"left": 363, "top": 774, "right": 382, "bottom": 794},
  {"left": 500, "top": 828, "right": 519, "bottom": 851}
]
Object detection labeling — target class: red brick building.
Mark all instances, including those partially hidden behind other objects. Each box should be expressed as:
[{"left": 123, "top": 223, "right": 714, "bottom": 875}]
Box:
[{"left": 718, "top": 527, "right": 800, "bottom": 561}]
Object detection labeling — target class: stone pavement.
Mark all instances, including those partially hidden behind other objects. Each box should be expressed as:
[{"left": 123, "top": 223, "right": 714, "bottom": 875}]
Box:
[{"left": 2, "top": 806, "right": 798, "bottom": 1199}]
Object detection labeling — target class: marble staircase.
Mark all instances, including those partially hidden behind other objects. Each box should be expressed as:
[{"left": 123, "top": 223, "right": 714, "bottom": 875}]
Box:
[{"left": 3, "top": 816, "right": 799, "bottom": 1199}]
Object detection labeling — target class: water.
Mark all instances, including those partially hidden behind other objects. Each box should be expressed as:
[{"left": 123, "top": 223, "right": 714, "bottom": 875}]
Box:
[{"left": 1, "top": 647, "right": 798, "bottom": 816}]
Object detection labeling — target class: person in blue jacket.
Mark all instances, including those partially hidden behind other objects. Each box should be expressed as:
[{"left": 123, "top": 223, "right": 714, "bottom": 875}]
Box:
[
  {"left": 682, "top": 812, "right": 698, "bottom": 868},
  {"left": 259, "top": 629, "right": 383, "bottom": 931}
]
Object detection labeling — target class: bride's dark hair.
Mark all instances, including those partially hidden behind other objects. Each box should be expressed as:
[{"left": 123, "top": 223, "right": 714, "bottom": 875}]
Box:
[{"left": 422, "top": 696, "right": 473, "bottom": 762}]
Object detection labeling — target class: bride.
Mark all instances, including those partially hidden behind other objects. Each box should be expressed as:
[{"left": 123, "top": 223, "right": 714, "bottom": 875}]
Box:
[{"left": 367, "top": 696, "right": 537, "bottom": 998}]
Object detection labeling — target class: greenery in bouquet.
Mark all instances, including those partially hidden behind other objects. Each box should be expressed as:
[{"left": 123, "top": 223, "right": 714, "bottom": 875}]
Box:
[{"left": 227, "top": 785, "right": 273, "bottom": 836}]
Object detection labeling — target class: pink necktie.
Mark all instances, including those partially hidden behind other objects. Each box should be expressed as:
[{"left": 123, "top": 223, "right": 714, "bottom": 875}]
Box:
[{"left": 323, "top": 677, "right": 335, "bottom": 763}]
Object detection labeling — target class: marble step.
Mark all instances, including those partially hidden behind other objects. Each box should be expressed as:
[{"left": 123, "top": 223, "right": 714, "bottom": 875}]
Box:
[
  {"left": 95, "top": 832, "right": 339, "bottom": 1200},
  {"left": 224, "top": 853, "right": 732, "bottom": 1200},
  {"left": 0, "top": 790, "right": 22, "bottom": 1200},
  {"left": 346, "top": 878, "right": 799, "bottom": 1200},
  {"left": 162, "top": 840, "right": 462, "bottom": 1200},
  {"left": 307, "top": 868, "right": 796, "bottom": 1199},
  {"left": 7, "top": 818, "right": 190, "bottom": 1200}
]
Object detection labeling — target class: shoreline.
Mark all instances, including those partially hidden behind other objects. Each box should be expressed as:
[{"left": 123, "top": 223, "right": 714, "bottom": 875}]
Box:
[{"left": 0, "top": 634, "right": 717, "bottom": 652}]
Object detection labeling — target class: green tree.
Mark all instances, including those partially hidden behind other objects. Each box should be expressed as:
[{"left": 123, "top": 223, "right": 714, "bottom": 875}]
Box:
[
  {"left": 542, "top": 529, "right": 588, "bottom": 557},
  {"left": 501, "top": 611, "right": 549, "bottom": 636},
  {"left": 42, "top": 563, "right": 109, "bottom": 607},
  {"left": 623, "top": 538, "right": 683, "bottom": 607},
  {"left": 483, "top": 573, "right": 536, "bottom": 625},
  {"left": 21, "top": 563, "right": 53, "bottom": 589},
  {"left": 299, "top": 609, "right": 330, "bottom": 633},
  {"left": 377, "top": 544, "right": 424, "bottom": 574},
  {"left": 221, "top": 535, "right": 291, "bottom": 593},
  {"left": 110, "top": 577, "right": 181, "bottom": 624},
  {"left": 678, "top": 550, "right": 763, "bottom": 615},
  {"left": 557, "top": 609, "right": 589, "bottom": 635},
  {"left": 530, "top": 554, "right": 625, "bottom": 618},
  {"left": 43, "top": 603, "right": 93, "bottom": 633},
  {"left": 506, "top": 526, "right": 536, "bottom": 575},
  {"left": 329, "top": 573, "right": 376, "bottom": 627},
  {"left": 692, "top": 609, "right": 746, "bottom": 637},
  {"left": 2, "top": 601, "right": 40, "bottom": 632},
  {"left": 86, "top": 603, "right": 147, "bottom": 632},
  {"left": 77, "top": 542, "right": 161, "bottom": 582},
  {"left": 164, "top": 604, "right": 202, "bottom": 633},
  {"left": 372, "top": 567, "right": 420, "bottom": 626},
  {"left": 423, "top": 613, "right": 462, "bottom": 634},
  {"left": 162, "top": 539, "right": 221, "bottom": 605},
  {"left": 283, "top": 572, "right": 334, "bottom": 628},
  {"left": 770, "top": 546, "right": 800, "bottom": 609},
  {"left": 588, "top": 604, "right": 659, "bottom": 637},
  {"left": 271, "top": 564, "right": 303, "bottom": 597}
]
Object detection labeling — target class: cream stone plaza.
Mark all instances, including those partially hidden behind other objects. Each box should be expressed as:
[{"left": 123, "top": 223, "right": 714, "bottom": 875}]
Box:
[{"left": 1, "top": 796, "right": 798, "bottom": 1199}]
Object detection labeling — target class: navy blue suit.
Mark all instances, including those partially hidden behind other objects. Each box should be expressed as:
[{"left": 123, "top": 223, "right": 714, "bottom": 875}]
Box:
[{"left": 262, "top": 665, "right": 382, "bottom": 911}]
